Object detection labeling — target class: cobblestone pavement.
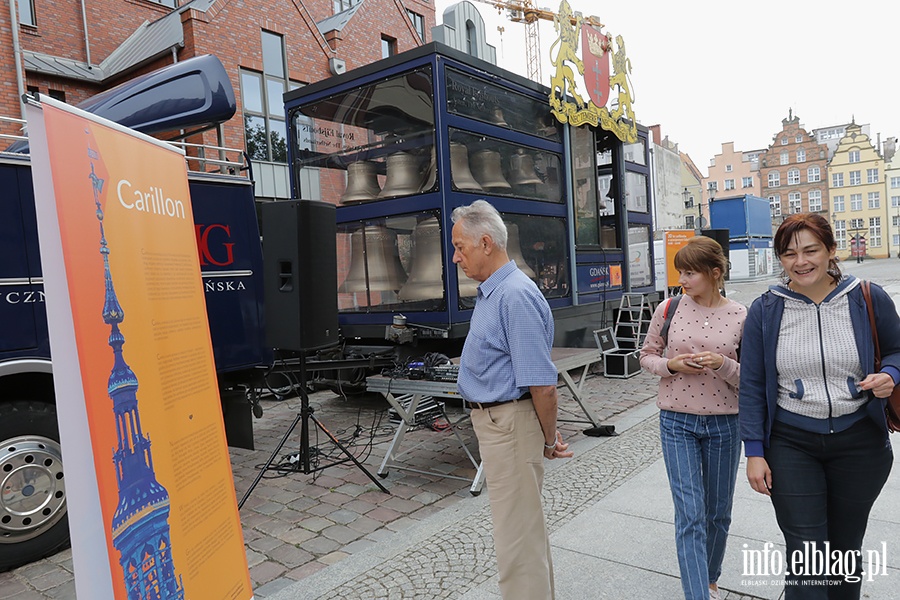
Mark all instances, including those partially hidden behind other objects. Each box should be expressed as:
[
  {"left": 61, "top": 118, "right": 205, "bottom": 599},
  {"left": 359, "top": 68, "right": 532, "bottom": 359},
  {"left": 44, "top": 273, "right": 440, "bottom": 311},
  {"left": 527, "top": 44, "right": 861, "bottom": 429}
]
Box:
[{"left": 1, "top": 258, "right": 896, "bottom": 599}]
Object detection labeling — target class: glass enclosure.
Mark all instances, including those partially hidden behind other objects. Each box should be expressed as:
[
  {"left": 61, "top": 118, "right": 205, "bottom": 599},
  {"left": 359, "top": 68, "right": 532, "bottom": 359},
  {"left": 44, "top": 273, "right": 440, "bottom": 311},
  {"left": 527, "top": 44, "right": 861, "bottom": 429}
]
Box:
[{"left": 290, "top": 66, "right": 436, "bottom": 205}]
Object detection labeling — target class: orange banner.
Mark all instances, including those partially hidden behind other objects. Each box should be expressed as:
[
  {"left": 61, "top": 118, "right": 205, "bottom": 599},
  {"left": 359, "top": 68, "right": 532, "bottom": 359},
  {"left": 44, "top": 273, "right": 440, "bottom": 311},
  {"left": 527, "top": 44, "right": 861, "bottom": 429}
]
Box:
[
  {"left": 664, "top": 230, "right": 695, "bottom": 288},
  {"left": 27, "top": 97, "right": 253, "bottom": 600}
]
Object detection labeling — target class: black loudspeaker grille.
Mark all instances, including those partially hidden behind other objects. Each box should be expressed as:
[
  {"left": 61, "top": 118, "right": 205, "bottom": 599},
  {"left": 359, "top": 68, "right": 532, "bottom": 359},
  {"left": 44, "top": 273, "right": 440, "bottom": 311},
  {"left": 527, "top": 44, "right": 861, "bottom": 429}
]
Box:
[
  {"left": 701, "top": 228, "right": 730, "bottom": 280},
  {"left": 262, "top": 200, "right": 339, "bottom": 351}
]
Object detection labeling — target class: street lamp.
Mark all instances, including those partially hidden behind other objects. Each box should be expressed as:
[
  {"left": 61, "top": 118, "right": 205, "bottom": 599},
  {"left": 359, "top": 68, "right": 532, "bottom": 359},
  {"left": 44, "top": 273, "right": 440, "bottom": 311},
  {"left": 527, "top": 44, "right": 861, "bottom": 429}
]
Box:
[{"left": 852, "top": 222, "right": 863, "bottom": 264}]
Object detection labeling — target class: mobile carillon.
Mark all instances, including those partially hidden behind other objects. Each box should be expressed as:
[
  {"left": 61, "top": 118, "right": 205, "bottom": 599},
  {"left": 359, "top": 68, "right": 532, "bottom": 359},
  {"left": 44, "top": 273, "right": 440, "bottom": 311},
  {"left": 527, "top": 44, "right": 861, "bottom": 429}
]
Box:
[
  {"left": 742, "top": 542, "right": 888, "bottom": 584},
  {"left": 117, "top": 179, "right": 186, "bottom": 219}
]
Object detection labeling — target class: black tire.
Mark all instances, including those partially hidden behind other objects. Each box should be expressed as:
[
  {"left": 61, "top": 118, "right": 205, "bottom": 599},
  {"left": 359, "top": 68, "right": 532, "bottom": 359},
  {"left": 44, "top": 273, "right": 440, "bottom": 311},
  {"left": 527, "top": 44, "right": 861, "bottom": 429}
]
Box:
[{"left": 0, "top": 401, "right": 70, "bottom": 572}]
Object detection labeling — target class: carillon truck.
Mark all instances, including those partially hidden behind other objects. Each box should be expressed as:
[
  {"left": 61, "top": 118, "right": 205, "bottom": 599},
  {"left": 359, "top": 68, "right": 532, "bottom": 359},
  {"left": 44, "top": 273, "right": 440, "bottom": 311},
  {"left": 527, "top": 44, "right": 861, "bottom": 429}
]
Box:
[{"left": 0, "top": 54, "right": 271, "bottom": 571}]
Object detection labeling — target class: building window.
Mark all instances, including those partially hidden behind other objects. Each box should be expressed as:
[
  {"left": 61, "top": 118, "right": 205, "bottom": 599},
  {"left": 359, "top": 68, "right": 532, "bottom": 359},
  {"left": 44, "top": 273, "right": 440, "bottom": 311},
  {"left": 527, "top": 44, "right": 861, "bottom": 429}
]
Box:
[
  {"left": 17, "top": 0, "right": 35, "bottom": 26},
  {"left": 768, "top": 171, "right": 780, "bottom": 187},
  {"left": 48, "top": 89, "right": 66, "bottom": 102},
  {"left": 334, "top": 0, "right": 360, "bottom": 13},
  {"left": 795, "top": 134, "right": 803, "bottom": 143},
  {"left": 832, "top": 172, "right": 844, "bottom": 187},
  {"left": 707, "top": 181, "right": 718, "bottom": 193},
  {"left": 894, "top": 234, "right": 900, "bottom": 249},
  {"left": 832, "top": 196, "right": 844, "bottom": 212},
  {"left": 848, "top": 150, "right": 860, "bottom": 163},
  {"left": 835, "top": 220, "right": 846, "bottom": 250},
  {"left": 893, "top": 195, "right": 900, "bottom": 208},
  {"left": 407, "top": 10, "right": 426, "bottom": 41},
  {"left": 849, "top": 170, "right": 861, "bottom": 186},
  {"left": 869, "top": 217, "right": 881, "bottom": 248},
  {"left": 241, "top": 31, "right": 289, "bottom": 164},
  {"left": 866, "top": 168, "right": 879, "bottom": 184},
  {"left": 893, "top": 215, "right": 900, "bottom": 228},
  {"left": 891, "top": 176, "right": 900, "bottom": 189},
  {"left": 850, "top": 218, "right": 864, "bottom": 230},
  {"left": 742, "top": 176, "right": 753, "bottom": 188},
  {"left": 789, "top": 192, "right": 802, "bottom": 214},
  {"left": 850, "top": 193, "right": 863, "bottom": 211},
  {"left": 770, "top": 195, "right": 781, "bottom": 217},
  {"left": 382, "top": 35, "right": 397, "bottom": 58},
  {"left": 807, "top": 165, "right": 820, "bottom": 183},
  {"left": 685, "top": 215, "right": 695, "bottom": 229},
  {"left": 808, "top": 190, "right": 822, "bottom": 212},
  {"left": 724, "top": 179, "right": 735, "bottom": 190},
  {"left": 781, "top": 137, "right": 788, "bottom": 145},
  {"left": 787, "top": 168, "right": 800, "bottom": 185},
  {"left": 796, "top": 148, "right": 806, "bottom": 162},
  {"left": 780, "top": 152, "right": 789, "bottom": 165},
  {"left": 868, "top": 191, "right": 880, "bottom": 209},
  {"left": 725, "top": 164, "right": 733, "bottom": 172}
]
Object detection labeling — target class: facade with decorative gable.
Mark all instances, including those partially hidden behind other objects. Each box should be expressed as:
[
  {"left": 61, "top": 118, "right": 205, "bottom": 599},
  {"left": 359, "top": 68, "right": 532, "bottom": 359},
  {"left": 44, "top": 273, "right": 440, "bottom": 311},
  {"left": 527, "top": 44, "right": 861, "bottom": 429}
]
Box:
[
  {"left": 828, "top": 122, "right": 888, "bottom": 259},
  {"left": 759, "top": 111, "right": 830, "bottom": 230}
]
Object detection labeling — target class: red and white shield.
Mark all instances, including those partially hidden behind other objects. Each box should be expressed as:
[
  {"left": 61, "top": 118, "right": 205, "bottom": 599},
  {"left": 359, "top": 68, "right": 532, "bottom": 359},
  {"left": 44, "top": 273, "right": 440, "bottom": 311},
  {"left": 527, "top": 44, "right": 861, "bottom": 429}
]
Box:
[{"left": 581, "top": 24, "right": 610, "bottom": 108}]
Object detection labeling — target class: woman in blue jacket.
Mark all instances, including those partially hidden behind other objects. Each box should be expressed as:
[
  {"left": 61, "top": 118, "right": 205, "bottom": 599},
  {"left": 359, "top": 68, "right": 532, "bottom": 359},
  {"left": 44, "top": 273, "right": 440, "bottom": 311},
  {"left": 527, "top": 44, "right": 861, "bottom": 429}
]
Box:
[{"left": 739, "top": 213, "right": 900, "bottom": 599}]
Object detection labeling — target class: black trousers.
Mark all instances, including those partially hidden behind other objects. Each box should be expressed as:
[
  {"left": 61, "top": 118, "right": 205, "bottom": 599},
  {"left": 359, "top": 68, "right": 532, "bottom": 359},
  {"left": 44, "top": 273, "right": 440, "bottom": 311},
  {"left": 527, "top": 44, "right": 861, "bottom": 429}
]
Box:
[{"left": 766, "top": 418, "right": 893, "bottom": 599}]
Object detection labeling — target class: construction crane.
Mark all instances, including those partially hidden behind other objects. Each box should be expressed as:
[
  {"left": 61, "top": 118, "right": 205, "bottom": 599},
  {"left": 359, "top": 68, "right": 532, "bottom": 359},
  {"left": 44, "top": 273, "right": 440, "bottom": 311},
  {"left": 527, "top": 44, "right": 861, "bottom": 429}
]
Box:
[{"left": 475, "top": 0, "right": 603, "bottom": 82}]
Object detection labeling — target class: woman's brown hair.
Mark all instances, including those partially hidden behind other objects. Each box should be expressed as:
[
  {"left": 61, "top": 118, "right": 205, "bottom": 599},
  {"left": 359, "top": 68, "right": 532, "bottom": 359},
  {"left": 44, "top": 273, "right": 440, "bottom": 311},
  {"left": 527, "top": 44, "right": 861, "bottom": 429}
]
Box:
[
  {"left": 773, "top": 213, "right": 841, "bottom": 285},
  {"left": 673, "top": 236, "right": 728, "bottom": 290}
]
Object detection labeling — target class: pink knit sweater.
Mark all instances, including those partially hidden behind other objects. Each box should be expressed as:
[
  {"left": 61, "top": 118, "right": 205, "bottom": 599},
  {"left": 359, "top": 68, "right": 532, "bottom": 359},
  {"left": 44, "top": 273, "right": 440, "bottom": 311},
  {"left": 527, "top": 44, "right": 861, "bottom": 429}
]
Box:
[{"left": 639, "top": 295, "right": 747, "bottom": 415}]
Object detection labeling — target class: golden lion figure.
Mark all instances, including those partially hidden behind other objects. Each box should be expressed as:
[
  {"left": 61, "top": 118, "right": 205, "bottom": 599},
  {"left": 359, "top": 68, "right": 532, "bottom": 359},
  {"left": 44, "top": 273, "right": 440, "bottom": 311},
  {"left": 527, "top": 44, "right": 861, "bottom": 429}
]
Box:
[{"left": 549, "top": 0, "right": 586, "bottom": 113}]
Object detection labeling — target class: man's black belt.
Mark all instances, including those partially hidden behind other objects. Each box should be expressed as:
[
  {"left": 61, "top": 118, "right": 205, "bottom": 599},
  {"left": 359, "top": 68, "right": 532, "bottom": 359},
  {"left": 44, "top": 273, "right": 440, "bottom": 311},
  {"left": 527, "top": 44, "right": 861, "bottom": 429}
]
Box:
[{"left": 465, "top": 392, "right": 532, "bottom": 410}]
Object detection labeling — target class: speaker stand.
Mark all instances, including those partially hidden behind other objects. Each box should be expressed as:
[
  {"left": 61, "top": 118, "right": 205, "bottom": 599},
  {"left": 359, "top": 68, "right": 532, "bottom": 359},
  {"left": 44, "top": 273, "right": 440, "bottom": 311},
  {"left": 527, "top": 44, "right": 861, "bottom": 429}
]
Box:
[{"left": 239, "top": 352, "right": 389, "bottom": 509}]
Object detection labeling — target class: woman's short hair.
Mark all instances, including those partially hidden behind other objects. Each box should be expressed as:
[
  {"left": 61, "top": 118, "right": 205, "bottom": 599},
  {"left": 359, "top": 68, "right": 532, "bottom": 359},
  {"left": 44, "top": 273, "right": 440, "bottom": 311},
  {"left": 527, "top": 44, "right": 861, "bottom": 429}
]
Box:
[
  {"left": 450, "top": 200, "right": 508, "bottom": 250},
  {"left": 673, "top": 236, "right": 728, "bottom": 289},
  {"left": 773, "top": 212, "right": 841, "bottom": 284}
]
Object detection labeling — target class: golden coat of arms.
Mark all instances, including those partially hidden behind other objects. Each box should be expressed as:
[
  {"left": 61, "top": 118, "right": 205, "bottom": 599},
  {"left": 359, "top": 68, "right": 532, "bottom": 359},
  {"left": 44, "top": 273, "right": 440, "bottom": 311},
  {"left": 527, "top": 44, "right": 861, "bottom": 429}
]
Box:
[{"left": 548, "top": 0, "right": 636, "bottom": 143}]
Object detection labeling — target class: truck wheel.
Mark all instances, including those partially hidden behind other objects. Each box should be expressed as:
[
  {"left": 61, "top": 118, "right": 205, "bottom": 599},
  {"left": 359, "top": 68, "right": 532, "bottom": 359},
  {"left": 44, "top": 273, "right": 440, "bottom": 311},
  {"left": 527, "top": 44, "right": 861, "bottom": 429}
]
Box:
[{"left": 0, "top": 401, "right": 69, "bottom": 572}]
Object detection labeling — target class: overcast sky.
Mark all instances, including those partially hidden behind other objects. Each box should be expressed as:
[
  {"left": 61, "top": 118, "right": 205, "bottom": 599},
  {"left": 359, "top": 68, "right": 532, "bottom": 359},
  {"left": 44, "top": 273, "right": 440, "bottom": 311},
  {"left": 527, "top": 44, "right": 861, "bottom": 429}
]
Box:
[{"left": 434, "top": 0, "right": 899, "bottom": 176}]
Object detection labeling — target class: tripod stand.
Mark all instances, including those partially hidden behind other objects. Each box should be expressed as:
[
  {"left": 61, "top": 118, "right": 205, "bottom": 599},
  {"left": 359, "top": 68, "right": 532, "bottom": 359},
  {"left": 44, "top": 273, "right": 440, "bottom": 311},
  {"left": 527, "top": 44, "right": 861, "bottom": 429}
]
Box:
[{"left": 239, "top": 351, "right": 389, "bottom": 509}]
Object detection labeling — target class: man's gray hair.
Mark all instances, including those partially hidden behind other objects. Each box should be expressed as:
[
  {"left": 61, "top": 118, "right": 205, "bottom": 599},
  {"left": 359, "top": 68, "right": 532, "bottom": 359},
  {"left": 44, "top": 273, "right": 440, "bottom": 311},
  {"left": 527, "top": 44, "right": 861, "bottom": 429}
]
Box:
[{"left": 451, "top": 200, "right": 508, "bottom": 250}]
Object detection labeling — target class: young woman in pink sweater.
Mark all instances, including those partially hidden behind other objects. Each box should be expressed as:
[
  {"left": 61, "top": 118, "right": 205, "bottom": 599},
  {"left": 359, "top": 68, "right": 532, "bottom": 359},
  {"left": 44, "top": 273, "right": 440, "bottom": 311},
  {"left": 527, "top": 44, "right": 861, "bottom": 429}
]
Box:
[{"left": 640, "top": 236, "right": 747, "bottom": 600}]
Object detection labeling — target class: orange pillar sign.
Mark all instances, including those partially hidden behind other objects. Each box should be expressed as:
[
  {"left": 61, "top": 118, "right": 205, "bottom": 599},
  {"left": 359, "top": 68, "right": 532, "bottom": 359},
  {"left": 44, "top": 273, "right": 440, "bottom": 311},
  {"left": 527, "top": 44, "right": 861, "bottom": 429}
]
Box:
[{"left": 664, "top": 230, "right": 695, "bottom": 288}]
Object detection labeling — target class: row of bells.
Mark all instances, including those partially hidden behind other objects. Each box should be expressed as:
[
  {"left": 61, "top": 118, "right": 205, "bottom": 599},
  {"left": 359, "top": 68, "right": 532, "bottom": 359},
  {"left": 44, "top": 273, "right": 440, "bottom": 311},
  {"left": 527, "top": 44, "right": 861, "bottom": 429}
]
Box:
[
  {"left": 341, "top": 142, "right": 543, "bottom": 203},
  {"left": 340, "top": 217, "right": 537, "bottom": 300}
]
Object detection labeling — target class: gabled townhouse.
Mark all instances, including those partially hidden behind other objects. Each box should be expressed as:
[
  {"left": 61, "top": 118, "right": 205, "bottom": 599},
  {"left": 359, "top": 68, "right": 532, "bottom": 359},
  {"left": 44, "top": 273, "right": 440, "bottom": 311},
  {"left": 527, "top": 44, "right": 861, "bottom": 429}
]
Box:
[
  {"left": 758, "top": 111, "right": 830, "bottom": 231},
  {"left": 828, "top": 122, "right": 888, "bottom": 259}
]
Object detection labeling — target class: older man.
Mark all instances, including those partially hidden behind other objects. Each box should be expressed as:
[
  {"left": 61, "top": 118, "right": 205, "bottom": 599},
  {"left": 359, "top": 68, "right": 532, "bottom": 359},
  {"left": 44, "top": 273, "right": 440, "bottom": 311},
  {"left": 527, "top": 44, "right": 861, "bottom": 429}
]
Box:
[{"left": 451, "top": 200, "right": 572, "bottom": 600}]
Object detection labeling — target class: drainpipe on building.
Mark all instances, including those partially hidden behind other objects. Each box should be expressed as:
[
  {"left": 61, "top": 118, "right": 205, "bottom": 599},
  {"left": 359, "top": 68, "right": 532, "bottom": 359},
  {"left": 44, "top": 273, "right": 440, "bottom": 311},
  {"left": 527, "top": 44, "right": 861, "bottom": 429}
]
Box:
[
  {"left": 80, "top": 0, "right": 92, "bottom": 67},
  {"left": 8, "top": 0, "right": 26, "bottom": 120}
]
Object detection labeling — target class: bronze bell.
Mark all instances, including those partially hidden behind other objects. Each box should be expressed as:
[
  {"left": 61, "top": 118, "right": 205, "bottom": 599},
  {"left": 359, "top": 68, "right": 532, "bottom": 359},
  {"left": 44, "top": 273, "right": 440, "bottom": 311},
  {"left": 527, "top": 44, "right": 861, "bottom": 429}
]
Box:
[
  {"left": 339, "top": 225, "right": 407, "bottom": 292},
  {"left": 419, "top": 146, "right": 437, "bottom": 193},
  {"left": 341, "top": 161, "right": 381, "bottom": 204},
  {"left": 490, "top": 107, "right": 509, "bottom": 127},
  {"left": 379, "top": 151, "right": 422, "bottom": 198},
  {"left": 506, "top": 223, "right": 537, "bottom": 279},
  {"left": 457, "top": 265, "right": 479, "bottom": 297},
  {"left": 508, "top": 149, "right": 542, "bottom": 186},
  {"left": 450, "top": 142, "right": 483, "bottom": 192},
  {"left": 470, "top": 149, "right": 512, "bottom": 191},
  {"left": 398, "top": 217, "right": 446, "bottom": 301}
]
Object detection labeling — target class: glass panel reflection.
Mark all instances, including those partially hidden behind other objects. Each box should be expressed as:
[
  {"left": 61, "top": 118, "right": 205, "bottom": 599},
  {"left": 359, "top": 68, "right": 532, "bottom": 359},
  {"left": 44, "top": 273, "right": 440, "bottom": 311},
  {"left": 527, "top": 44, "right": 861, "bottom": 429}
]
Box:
[{"left": 290, "top": 67, "right": 436, "bottom": 204}]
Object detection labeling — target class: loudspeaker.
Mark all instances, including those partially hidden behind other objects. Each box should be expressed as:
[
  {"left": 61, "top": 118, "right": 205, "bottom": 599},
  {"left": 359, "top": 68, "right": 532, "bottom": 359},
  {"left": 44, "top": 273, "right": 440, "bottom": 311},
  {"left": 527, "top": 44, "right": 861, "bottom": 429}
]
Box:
[
  {"left": 700, "top": 228, "right": 730, "bottom": 281},
  {"left": 262, "top": 200, "right": 339, "bottom": 351}
]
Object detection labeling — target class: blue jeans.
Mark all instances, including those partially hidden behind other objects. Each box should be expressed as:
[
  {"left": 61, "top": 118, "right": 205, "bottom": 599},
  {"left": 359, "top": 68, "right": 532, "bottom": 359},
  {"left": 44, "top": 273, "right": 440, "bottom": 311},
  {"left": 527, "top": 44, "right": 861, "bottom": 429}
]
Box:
[
  {"left": 767, "top": 418, "right": 892, "bottom": 599},
  {"left": 659, "top": 410, "right": 741, "bottom": 600}
]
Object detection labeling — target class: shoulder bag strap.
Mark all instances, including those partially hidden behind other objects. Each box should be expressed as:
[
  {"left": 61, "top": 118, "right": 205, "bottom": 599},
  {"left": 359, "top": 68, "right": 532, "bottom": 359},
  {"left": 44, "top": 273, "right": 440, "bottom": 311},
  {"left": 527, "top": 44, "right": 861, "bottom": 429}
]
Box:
[{"left": 861, "top": 280, "right": 882, "bottom": 370}]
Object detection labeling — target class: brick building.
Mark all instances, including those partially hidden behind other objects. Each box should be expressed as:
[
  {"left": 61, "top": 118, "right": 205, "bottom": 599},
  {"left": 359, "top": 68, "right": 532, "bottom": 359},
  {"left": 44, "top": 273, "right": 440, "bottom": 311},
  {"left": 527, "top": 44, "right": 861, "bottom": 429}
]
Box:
[
  {"left": 1, "top": 0, "right": 436, "bottom": 199},
  {"left": 758, "top": 110, "right": 830, "bottom": 229}
]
